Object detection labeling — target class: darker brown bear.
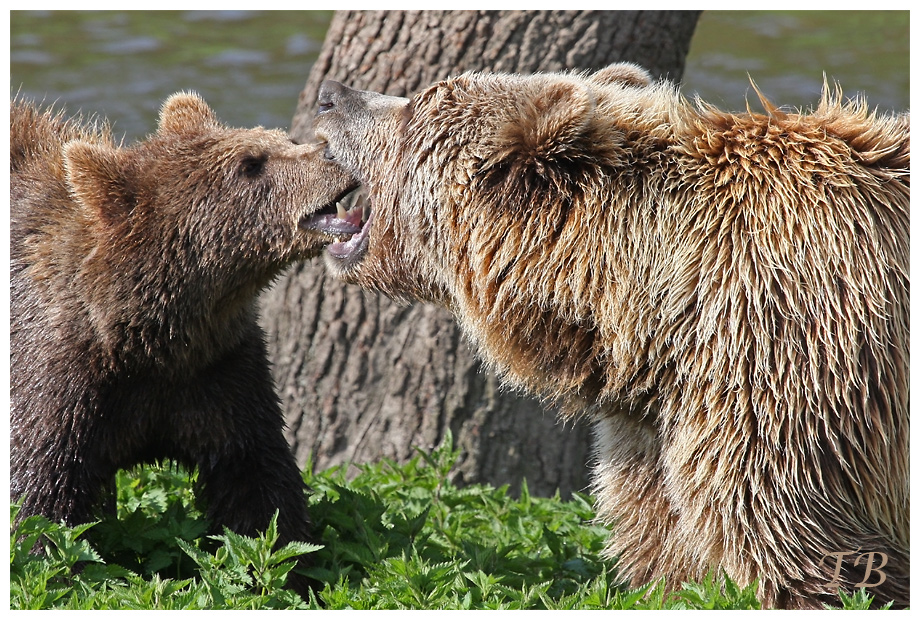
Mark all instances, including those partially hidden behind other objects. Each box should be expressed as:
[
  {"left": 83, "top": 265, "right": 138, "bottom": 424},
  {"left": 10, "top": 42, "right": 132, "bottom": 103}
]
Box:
[
  {"left": 312, "top": 64, "right": 910, "bottom": 608},
  {"left": 10, "top": 93, "right": 359, "bottom": 594}
]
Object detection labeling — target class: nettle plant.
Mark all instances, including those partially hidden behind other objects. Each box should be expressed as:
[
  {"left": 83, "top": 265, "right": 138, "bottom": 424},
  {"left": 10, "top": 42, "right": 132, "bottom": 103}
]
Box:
[{"left": 11, "top": 433, "right": 881, "bottom": 609}]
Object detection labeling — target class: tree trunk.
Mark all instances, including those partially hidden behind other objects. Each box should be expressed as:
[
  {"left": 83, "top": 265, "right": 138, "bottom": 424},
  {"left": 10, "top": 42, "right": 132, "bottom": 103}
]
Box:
[{"left": 263, "top": 10, "right": 700, "bottom": 497}]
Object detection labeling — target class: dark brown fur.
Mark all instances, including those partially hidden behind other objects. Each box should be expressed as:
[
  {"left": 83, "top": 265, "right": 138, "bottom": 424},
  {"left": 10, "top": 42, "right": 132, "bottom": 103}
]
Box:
[
  {"left": 312, "top": 64, "right": 909, "bottom": 608},
  {"left": 10, "top": 93, "right": 358, "bottom": 595}
]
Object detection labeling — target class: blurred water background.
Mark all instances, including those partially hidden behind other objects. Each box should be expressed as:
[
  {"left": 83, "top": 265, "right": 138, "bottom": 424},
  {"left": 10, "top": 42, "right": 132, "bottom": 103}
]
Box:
[{"left": 10, "top": 10, "right": 909, "bottom": 143}]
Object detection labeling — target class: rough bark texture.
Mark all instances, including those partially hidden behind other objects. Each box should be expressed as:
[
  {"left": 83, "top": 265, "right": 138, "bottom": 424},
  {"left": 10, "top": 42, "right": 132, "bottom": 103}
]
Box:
[{"left": 263, "top": 10, "right": 700, "bottom": 496}]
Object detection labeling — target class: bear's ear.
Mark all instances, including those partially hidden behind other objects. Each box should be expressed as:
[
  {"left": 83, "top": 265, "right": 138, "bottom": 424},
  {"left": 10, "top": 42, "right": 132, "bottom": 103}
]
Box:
[
  {"left": 63, "top": 140, "right": 135, "bottom": 226},
  {"left": 157, "top": 91, "right": 220, "bottom": 134},
  {"left": 489, "top": 77, "right": 596, "bottom": 164},
  {"left": 590, "top": 63, "right": 652, "bottom": 88}
]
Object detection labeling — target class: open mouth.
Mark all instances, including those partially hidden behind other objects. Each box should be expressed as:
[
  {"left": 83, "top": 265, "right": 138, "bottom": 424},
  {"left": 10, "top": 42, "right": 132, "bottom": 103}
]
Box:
[{"left": 300, "top": 186, "right": 372, "bottom": 262}]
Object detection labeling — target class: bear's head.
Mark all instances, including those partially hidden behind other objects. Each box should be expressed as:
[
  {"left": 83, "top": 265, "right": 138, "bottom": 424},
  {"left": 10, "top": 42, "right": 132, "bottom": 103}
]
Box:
[
  {"left": 311, "top": 63, "right": 661, "bottom": 305},
  {"left": 312, "top": 63, "right": 667, "bottom": 397},
  {"left": 63, "top": 92, "right": 359, "bottom": 318}
]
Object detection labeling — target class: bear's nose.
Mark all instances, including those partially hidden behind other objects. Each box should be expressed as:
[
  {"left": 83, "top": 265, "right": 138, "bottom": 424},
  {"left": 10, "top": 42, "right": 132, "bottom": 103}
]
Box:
[{"left": 317, "top": 80, "right": 348, "bottom": 113}]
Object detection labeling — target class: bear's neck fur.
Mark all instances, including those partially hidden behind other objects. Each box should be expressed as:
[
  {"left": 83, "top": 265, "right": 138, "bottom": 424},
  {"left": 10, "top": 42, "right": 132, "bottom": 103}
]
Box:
[{"left": 403, "top": 80, "right": 910, "bottom": 430}]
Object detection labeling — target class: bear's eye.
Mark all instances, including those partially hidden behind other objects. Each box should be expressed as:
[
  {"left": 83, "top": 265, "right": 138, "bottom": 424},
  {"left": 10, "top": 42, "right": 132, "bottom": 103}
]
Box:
[{"left": 239, "top": 154, "right": 267, "bottom": 178}]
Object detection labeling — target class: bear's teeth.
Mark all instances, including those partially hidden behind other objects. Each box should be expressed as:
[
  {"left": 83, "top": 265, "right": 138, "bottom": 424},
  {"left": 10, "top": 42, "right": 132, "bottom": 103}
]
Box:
[{"left": 336, "top": 203, "right": 348, "bottom": 220}]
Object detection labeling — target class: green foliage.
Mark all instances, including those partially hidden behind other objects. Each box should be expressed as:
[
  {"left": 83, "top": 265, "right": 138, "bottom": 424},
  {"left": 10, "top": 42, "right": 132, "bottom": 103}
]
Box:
[
  {"left": 9, "top": 506, "right": 314, "bottom": 609},
  {"left": 8, "top": 432, "right": 871, "bottom": 609},
  {"left": 175, "top": 514, "right": 321, "bottom": 609},
  {"left": 300, "top": 435, "right": 620, "bottom": 609},
  {"left": 89, "top": 464, "right": 209, "bottom": 579},
  {"left": 832, "top": 587, "right": 894, "bottom": 610}
]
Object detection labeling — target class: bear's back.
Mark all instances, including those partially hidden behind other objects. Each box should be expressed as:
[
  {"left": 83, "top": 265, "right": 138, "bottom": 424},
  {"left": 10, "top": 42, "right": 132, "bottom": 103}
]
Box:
[
  {"left": 10, "top": 100, "right": 109, "bottom": 173},
  {"left": 10, "top": 101, "right": 103, "bottom": 373}
]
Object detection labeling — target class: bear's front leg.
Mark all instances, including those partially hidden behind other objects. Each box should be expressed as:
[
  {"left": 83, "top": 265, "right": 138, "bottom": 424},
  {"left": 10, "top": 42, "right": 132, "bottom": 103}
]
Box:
[
  {"left": 190, "top": 395, "right": 317, "bottom": 598},
  {"left": 591, "top": 412, "right": 705, "bottom": 588},
  {"left": 194, "top": 433, "right": 311, "bottom": 545},
  {"left": 659, "top": 406, "right": 910, "bottom": 609},
  {"left": 11, "top": 394, "right": 116, "bottom": 530},
  {"left": 170, "top": 342, "right": 318, "bottom": 598}
]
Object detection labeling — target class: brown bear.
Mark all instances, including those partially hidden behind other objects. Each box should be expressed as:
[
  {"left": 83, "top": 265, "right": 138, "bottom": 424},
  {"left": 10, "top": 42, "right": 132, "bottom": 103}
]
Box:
[
  {"left": 310, "top": 64, "right": 910, "bottom": 609},
  {"left": 10, "top": 92, "right": 360, "bottom": 595}
]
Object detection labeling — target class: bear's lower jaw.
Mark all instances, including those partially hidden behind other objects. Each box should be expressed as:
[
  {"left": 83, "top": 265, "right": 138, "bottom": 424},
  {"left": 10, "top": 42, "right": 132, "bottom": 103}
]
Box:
[{"left": 327, "top": 207, "right": 373, "bottom": 264}]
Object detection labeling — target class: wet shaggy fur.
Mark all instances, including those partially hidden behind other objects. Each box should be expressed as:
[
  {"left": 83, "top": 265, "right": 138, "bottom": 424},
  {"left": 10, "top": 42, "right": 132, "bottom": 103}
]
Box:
[
  {"left": 312, "top": 63, "right": 910, "bottom": 608},
  {"left": 10, "top": 93, "right": 357, "bottom": 594}
]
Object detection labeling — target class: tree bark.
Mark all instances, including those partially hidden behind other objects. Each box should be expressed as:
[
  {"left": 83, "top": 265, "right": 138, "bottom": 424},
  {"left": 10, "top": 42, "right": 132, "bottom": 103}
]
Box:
[{"left": 263, "top": 10, "right": 700, "bottom": 497}]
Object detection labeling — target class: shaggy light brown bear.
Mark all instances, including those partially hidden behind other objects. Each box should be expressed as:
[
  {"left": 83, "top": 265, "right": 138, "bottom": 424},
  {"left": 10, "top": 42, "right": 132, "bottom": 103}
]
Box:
[
  {"left": 310, "top": 63, "right": 910, "bottom": 608},
  {"left": 11, "top": 93, "right": 360, "bottom": 596}
]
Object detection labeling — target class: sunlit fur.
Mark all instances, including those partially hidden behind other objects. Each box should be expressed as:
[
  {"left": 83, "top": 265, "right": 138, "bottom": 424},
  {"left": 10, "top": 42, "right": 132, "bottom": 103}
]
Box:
[{"left": 315, "top": 63, "right": 909, "bottom": 608}]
